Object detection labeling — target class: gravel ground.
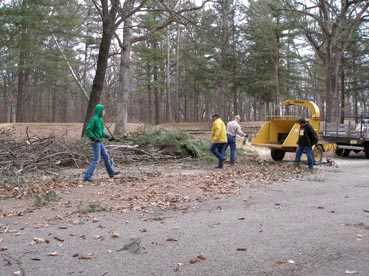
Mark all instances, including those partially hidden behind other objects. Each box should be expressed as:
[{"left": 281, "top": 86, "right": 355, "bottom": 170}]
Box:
[{"left": 1, "top": 157, "right": 369, "bottom": 276}]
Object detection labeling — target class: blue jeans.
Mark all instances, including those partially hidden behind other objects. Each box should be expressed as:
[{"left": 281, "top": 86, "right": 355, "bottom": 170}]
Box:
[
  {"left": 210, "top": 143, "right": 226, "bottom": 168},
  {"left": 225, "top": 135, "right": 237, "bottom": 163},
  {"left": 84, "top": 142, "right": 115, "bottom": 180},
  {"left": 295, "top": 145, "right": 314, "bottom": 169}
]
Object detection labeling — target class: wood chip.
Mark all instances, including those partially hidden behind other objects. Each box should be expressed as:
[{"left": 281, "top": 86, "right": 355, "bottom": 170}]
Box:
[
  {"left": 111, "top": 232, "right": 120, "bottom": 238},
  {"left": 78, "top": 255, "right": 94, "bottom": 260},
  {"left": 166, "top": 238, "right": 178, "bottom": 242},
  {"left": 54, "top": 236, "right": 64, "bottom": 242}
]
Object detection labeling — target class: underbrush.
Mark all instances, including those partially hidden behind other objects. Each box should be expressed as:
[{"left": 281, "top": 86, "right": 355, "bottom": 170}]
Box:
[
  {"left": 33, "top": 191, "right": 59, "bottom": 207},
  {"left": 78, "top": 201, "right": 107, "bottom": 214},
  {"left": 124, "top": 129, "right": 214, "bottom": 159}
]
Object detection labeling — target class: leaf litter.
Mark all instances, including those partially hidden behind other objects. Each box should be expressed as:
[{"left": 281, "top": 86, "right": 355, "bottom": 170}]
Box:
[{"left": 1, "top": 136, "right": 309, "bottom": 221}]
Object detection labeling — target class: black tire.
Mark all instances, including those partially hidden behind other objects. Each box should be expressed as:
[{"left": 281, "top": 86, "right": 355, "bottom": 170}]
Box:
[
  {"left": 271, "top": 149, "right": 285, "bottom": 161},
  {"left": 342, "top": 149, "right": 351, "bottom": 157},
  {"left": 364, "top": 144, "right": 369, "bottom": 159},
  {"left": 313, "top": 145, "right": 324, "bottom": 163},
  {"left": 335, "top": 148, "right": 344, "bottom": 157}
]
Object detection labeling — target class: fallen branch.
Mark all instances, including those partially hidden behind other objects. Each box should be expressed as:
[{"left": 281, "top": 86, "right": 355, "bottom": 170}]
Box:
[{"left": 106, "top": 144, "right": 159, "bottom": 162}]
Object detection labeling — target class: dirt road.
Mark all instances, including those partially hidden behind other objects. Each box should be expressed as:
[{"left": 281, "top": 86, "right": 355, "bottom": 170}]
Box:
[{"left": 1, "top": 158, "right": 369, "bottom": 276}]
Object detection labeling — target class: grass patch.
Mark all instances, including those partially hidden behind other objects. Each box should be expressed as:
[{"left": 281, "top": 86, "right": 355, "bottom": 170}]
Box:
[
  {"left": 78, "top": 201, "right": 106, "bottom": 214},
  {"left": 33, "top": 191, "right": 59, "bottom": 207},
  {"left": 131, "top": 129, "right": 192, "bottom": 146},
  {"left": 125, "top": 130, "right": 214, "bottom": 159},
  {"left": 192, "top": 140, "right": 217, "bottom": 162}
]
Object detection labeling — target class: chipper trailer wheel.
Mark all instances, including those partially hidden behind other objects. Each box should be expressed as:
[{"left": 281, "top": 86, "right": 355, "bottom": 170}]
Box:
[
  {"left": 271, "top": 149, "right": 285, "bottom": 161},
  {"left": 313, "top": 145, "right": 324, "bottom": 163}
]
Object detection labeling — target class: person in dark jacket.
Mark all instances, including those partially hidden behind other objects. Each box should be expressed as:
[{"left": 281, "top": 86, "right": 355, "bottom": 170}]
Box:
[
  {"left": 83, "top": 104, "right": 119, "bottom": 182},
  {"left": 295, "top": 118, "right": 316, "bottom": 169}
]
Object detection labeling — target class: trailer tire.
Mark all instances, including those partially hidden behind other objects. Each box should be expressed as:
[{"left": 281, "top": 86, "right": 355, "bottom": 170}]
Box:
[
  {"left": 364, "top": 144, "right": 369, "bottom": 159},
  {"left": 335, "top": 148, "right": 344, "bottom": 157},
  {"left": 313, "top": 145, "right": 323, "bottom": 163},
  {"left": 271, "top": 149, "right": 285, "bottom": 161},
  {"left": 342, "top": 149, "right": 351, "bottom": 157}
]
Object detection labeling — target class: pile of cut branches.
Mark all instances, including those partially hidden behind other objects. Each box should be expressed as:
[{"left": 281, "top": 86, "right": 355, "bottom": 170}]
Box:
[
  {"left": 0, "top": 128, "right": 87, "bottom": 177},
  {"left": 0, "top": 129, "right": 206, "bottom": 181}
]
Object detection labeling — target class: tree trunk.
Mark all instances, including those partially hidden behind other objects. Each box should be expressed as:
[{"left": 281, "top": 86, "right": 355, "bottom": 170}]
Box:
[
  {"left": 16, "top": 0, "right": 31, "bottom": 123},
  {"left": 205, "top": 94, "right": 210, "bottom": 122},
  {"left": 82, "top": 0, "right": 119, "bottom": 136},
  {"left": 165, "top": 31, "right": 172, "bottom": 122},
  {"left": 52, "top": 81, "right": 57, "bottom": 122},
  {"left": 233, "top": 88, "right": 238, "bottom": 116},
  {"left": 16, "top": 46, "right": 30, "bottom": 122},
  {"left": 1, "top": 82, "right": 6, "bottom": 122},
  {"left": 153, "top": 41, "right": 160, "bottom": 125},
  {"left": 273, "top": 16, "right": 280, "bottom": 115},
  {"left": 174, "top": 24, "right": 181, "bottom": 122},
  {"left": 146, "top": 63, "right": 153, "bottom": 124},
  {"left": 231, "top": 7, "right": 238, "bottom": 116},
  {"left": 193, "top": 82, "right": 200, "bottom": 121},
  {"left": 83, "top": 28, "right": 114, "bottom": 132},
  {"left": 352, "top": 57, "right": 358, "bottom": 122},
  {"left": 324, "top": 39, "right": 342, "bottom": 123},
  {"left": 115, "top": 17, "right": 132, "bottom": 136},
  {"left": 253, "top": 98, "right": 257, "bottom": 121},
  {"left": 340, "top": 53, "right": 345, "bottom": 124},
  {"left": 184, "top": 94, "right": 188, "bottom": 121}
]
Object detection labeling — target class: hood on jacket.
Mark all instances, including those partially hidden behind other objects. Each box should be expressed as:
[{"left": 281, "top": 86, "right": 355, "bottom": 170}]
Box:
[{"left": 95, "top": 104, "right": 105, "bottom": 117}]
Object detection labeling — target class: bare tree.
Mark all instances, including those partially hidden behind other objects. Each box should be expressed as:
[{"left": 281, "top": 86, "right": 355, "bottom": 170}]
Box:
[
  {"left": 284, "top": 0, "right": 369, "bottom": 121},
  {"left": 114, "top": 0, "right": 210, "bottom": 135},
  {"left": 82, "top": 0, "right": 120, "bottom": 135}
]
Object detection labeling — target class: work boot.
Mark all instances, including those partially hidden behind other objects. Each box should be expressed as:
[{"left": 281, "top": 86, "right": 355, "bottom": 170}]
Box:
[
  {"left": 110, "top": 171, "right": 120, "bottom": 178},
  {"left": 216, "top": 160, "right": 224, "bottom": 169},
  {"left": 83, "top": 178, "right": 93, "bottom": 183}
]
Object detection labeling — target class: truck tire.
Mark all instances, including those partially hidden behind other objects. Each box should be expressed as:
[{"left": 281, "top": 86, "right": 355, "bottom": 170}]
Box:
[
  {"left": 313, "top": 145, "right": 323, "bottom": 163},
  {"left": 342, "top": 149, "right": 351, "bottom": 157},
  {"left": 271, "top": 149, "right": 285, "bottom": 161},
  {"left": 364, "top": 144, "right": 369, "bottom": 159},
  {"left": 335, "top": 148, "right": 344, "bottom": 157}
]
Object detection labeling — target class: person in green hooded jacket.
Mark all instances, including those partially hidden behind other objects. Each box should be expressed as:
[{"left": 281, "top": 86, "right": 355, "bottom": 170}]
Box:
[{"left": 83, "top": 104, "right": 119, "bottom": 182}]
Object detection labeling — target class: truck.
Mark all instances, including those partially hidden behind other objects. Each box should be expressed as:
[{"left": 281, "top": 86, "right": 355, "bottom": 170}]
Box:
[{"left": 322, "top": 116, "right": 369, "bottom": 158}]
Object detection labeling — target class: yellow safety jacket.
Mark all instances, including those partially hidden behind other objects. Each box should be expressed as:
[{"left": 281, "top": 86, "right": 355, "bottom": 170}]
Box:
[{"left": 211, "top": 118, "right": 227, "bottom": 143}]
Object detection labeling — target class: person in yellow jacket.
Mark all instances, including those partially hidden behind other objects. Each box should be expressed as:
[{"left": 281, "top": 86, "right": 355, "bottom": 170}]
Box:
[{"left": 210, "top": 114, "right": 228, "bottom": 168}]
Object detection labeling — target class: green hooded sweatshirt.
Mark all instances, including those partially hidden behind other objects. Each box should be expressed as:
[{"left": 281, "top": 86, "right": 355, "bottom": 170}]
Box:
[{"left": 85, "top": 104, "right": 108, "bottom": 142}]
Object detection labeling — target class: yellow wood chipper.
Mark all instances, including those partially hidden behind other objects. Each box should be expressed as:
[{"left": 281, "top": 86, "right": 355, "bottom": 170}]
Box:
[{"left": 251, "top": 99, "right": 333, "bottom": 162}]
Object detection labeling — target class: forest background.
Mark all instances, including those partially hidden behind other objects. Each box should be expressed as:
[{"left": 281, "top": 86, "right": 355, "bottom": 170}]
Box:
[{"left": 0, "top": 0, "right": 368, "bottom": 135}]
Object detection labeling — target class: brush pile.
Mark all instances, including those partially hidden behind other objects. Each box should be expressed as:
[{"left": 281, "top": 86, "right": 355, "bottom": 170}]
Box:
[
  {"left": 0, "top": 127, "right": 87, "bottom": 178},
  {"left": 0, "top": 128, "right": 205, "bottom": 181}
]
